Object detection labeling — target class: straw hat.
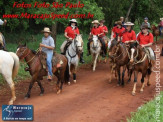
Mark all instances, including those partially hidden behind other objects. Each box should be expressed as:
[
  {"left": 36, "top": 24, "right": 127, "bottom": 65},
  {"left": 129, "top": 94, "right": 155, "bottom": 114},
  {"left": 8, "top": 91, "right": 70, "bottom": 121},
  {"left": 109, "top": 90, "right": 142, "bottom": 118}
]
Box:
[
  {"left": 92, "top": 20, "right": 100, "bottom": 24},
  {"left": 160, "top": 18, "right": 163, "bottom": 21},
  {"left": 41, "top": 27, "right": 51, "bottom": 33},
  {"left": 141, "top": 24, "right": 151, "bottom": 30},
  {"left": 124, "top": 22, "right": 134, "bottom": 26},
  {"left": 69, "top": 19, "right": 77, "bottom": 23},
  {"left": 116, "top": 21, "right": 122, "bottom": 25}
]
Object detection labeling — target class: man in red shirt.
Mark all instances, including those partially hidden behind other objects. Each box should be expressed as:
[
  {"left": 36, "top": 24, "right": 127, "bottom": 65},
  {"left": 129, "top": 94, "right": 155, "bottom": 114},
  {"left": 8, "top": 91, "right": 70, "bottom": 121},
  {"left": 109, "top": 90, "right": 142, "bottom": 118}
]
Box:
[
  {"left": 137, "top": 25, "right": 155, "bottom": 64},
  {"left": 87, "top": 20, "right": 104, "bottom": 56},
  {"left": 99, "top": 20, "right": 108, "bottom": 56},
  {"left": 60, "top": 19, "right": 85, "bottom": 63},
  {"left": 111, "top": 21, "right": 125, "bottom": 41},
  {"left": 119, "top": 22, "right": 136, "bottom": 43}
]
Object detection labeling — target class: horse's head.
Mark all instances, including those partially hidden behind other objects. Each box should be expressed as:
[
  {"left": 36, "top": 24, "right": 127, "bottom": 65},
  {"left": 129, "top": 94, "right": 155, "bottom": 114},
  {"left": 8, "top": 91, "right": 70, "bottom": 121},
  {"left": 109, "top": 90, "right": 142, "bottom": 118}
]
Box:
[
  {"left": 92, "top": 35, "right": 99, "bottom": 47},
  {"left": 151, "top": 25, "right": 157, "bottom": 30},
  {"left": 16, "top": 43, "right": 30, "bottom": 60},
  {"left": 74, "top": 34, "right": 83, "bottom": 53}
]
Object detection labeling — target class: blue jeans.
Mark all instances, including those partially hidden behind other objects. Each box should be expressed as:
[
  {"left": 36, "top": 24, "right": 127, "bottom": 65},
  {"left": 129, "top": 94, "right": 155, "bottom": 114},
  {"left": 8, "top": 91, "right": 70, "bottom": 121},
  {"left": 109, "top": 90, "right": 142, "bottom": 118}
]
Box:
[
  {"left": 46, "top": 51, "right": 53, "bottom": 76},
  {"left": 159, "top": 27, "right": 163, "bottom": 36}
]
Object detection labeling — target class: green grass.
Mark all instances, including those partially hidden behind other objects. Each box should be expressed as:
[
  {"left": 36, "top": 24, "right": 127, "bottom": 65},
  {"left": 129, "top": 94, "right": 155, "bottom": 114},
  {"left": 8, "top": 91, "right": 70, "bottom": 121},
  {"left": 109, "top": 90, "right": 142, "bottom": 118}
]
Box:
[{"left": 126, "top": 92, "right": 163, "bottom": 122}]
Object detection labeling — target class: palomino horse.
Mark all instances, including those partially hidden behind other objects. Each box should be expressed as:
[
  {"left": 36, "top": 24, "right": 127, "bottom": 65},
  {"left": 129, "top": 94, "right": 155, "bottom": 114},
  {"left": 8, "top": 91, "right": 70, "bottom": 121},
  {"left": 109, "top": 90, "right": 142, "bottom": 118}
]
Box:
[
  {"left": 151, "top": 25, "right": 162, "bottom": 43},
  {"left": 90, "top": 35, "right": 101, "bottom": 71},
  {"left": 65, "top": 34, "right": 83, "bottom": 85},
  {"left": 0, "top": 50, "right": 19, "bottom": 104},
  {"left": 16, "top": 44, "right": 69, "bottom": 98},
  {"left": 109, "top": 41, "right": 131, "bottom": 86},
  {"left": 129, "top": 43, "right": 153, "bottom": 95}
]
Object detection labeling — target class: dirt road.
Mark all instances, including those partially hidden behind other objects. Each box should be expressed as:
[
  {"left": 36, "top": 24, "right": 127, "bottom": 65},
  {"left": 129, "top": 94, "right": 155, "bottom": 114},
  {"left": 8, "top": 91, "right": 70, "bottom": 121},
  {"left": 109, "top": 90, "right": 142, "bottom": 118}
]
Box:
[{"left": 0, "top": 44, "right": 162, "bottom": 122}]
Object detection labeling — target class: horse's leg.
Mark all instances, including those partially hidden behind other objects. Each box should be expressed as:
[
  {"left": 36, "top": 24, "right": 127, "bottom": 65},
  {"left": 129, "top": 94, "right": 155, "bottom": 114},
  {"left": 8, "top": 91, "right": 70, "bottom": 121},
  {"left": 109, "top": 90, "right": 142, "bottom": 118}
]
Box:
[
  {"left": 117, "top": 66, "right": 121, "bottom": 86},
  {"left": 147, "top": 74, "right": 151, "bottom": 86},
  {"left": 57, "top": 70, "right": 65, "bottom": 94},
  {"left": 121, "top": 66, "right": 126, "bottom": 86},
  {"left": 73, "top": 66, "right": 77, "bottom": 83},
  {"left": 93, "top": 53, "right": 99, "bottom": 71},
  {"left": 25, "top": 74, "right": 37, "bottom": 99},
  {"left": 68, "top": 62, "right": 71, "bottom": 85},
  {"left": 37, "top": 80, "right": 44, "bottom": 96},
  {"left": 128, "top": 69, "right": 133, "bottom": 83},
  {"left": 140, "top": 74, "right": 145, "bottom": 93},
  {"left": 132, "top": 71, "right": 138, "bottom": 96},
  {"left": 109, "top": 65, "right": 114, "bottom": 83},
  {"left": 6, "top": 77, "right": 16, "bottom": 105}
]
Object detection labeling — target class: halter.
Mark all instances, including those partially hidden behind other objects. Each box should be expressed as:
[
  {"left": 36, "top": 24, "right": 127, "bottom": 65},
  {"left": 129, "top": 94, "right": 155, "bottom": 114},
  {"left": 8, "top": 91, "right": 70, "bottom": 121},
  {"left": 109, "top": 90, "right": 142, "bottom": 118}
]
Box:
[{"left": 19, "top": 47, "right": 31, "bottom": 60}]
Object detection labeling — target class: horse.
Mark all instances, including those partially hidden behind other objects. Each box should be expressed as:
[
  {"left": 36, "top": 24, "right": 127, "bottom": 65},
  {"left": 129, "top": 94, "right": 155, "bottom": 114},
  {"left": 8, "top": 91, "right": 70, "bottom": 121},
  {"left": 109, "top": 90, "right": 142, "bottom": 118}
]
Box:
[
  {"left": 90, "top": 35, "right": 101, "bottom": 71},
  {"left": 65, "top": 34, "right": 83, "bottom": 85},
  {"left": 109, "top": 41, "right": 131, "bottom": 86},
  {"left": 151, "top": 25, "right": 160, "bottom": 43},
  {"left": 0, "top": 50, "right": 19, "bottom": 105},
  {"left": 16, "top": 43, "right": 69, "bottom": 98},
  {"left": 128, "top": 43, "right": 153, "bottom": 95}
]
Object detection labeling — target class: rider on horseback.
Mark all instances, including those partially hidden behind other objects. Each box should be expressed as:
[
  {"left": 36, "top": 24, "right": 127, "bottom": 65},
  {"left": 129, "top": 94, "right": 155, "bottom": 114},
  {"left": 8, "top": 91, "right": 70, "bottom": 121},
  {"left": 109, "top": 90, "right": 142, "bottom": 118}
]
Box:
[
  {"left": 119, "top": 22, "right": 136, "bottom": 43},
  {"left": 137, "top": 24, "right": 155, "bottom": 66},
  {"left": 87, "top": 20, "right": 105, "bottom": 57},
  {"left": 40, "top": 27, "right": 55, "bottom": 81},
  {"left": 141, "top": 17, "right": 151, "bottom": 28},
  {"left": 60, "top": 19, "right": 85, "bottom": 63},
  {"left": 159, "top": 18, "right": 163, "bottom": 36},
  {"left": 0, "top": 19, "right": 7, "bottom": 50},
  {"left": 111, "top": 21, "right": 125, "bottom": 41},
  {"left": 99, "top": 20, "right": 108, "bottom": 57}
]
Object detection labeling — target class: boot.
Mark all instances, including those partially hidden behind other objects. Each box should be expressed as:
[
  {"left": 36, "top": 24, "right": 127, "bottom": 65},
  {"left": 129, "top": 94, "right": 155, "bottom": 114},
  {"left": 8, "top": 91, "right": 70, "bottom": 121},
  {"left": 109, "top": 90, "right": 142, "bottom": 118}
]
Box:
[{"left": 80, "top": 52, "right": 85, "bottom": 64}]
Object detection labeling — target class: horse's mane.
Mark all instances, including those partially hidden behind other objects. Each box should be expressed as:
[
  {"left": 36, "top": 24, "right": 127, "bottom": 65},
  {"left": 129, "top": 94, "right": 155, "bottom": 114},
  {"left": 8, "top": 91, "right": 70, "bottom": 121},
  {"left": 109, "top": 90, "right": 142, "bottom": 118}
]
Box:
[{"left": 31, "top": 50, "right": 37, "bottom": 54}]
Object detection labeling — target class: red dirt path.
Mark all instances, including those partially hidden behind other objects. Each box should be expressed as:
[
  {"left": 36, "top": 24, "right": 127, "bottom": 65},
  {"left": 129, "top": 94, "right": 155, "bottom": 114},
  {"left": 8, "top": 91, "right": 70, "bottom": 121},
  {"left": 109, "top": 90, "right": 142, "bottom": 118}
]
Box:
[{"left": 0, "top": 44, "right": 162, "bottom": 122}]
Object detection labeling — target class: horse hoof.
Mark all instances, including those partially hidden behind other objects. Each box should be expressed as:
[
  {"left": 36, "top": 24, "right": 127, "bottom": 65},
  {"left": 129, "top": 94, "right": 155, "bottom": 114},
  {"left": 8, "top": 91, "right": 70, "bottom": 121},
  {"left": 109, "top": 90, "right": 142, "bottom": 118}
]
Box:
[
  {"left": 140, "top": 90, "right": 143, "bottom": 93},
  {"left": 24, "top": 97, "right": 28, "bottom": 100},
  {"left": 74, "top": 80, "right": 76, "bottom": 83},
  {"left": 24, "top": 95, "right": 30, "bottom": 100},
  {"left": 57, "top": 90, "right": 61, "bottom": 94},
  {"left": 68, "top": 82, "right": 71, "bottom": 85},
  {"left": 109, "top": 81, "right": 112, "bottom": 84},
  {"left": 40, "top": 93, "right": 44, "bottom": 96},
  {"left": 8, "top": 101, "right": 13, "bottom": 105},
  {"left": 117, "top": 84, "right": 120, "bottom": 86},
  {"left": 132, "top": 92, "right": 136, "bottom": 96}
]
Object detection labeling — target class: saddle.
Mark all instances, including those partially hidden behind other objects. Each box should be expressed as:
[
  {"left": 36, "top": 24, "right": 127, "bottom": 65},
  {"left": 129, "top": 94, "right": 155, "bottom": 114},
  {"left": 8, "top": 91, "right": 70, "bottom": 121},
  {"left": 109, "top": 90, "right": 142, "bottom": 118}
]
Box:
[
  {"left": 39, "top": 51, "right": 63, "bottom": 70},
  {"left": 63, "top": 41, "right": 72, "bottom": 55}
]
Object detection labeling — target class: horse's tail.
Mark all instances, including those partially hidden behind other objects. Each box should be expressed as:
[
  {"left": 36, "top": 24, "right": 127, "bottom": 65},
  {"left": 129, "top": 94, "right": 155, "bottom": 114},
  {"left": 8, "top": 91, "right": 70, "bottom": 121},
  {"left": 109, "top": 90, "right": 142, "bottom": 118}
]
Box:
[
  {"left": 9, "top": 52, "right": 20, "bottom": 79},
  {"left": 64, "top": 59, "right": 70, "bottom": 83}
]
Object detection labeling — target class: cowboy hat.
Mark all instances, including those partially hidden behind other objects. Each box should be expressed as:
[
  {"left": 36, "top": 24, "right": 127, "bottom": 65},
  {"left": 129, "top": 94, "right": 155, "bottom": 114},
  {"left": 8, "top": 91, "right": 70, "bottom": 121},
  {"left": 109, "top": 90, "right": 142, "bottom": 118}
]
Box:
[
  {"left": 124, "top": 22, "right": 134, "bottom": 26},
  {"left": 92, "top": 20, "right": 100, "bottom": 24},
  {"left": 41, "top": 27, "right": 52, "bottom": 33},
  {"left": 141, "top": 24, "right": 151, "bottom": 30},
  {"left": 116, "top": 21, "right": 122, "bottom": 25},
  {"left": 69, "top": 19, "right": 77, "bottom": 23},
  {"left": 99, "top": 20, "right": 105, "bottom": 23},
  {"left": 160, "top": 18, "right": 163, "bottom": 21}
]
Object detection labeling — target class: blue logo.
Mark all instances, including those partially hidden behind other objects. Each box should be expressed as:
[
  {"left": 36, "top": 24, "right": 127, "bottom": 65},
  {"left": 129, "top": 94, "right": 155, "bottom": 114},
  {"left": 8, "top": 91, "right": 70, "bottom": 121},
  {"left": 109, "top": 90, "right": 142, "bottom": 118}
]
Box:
[{"left": 2, "top": 105, "right": 33, "bottom": 121}]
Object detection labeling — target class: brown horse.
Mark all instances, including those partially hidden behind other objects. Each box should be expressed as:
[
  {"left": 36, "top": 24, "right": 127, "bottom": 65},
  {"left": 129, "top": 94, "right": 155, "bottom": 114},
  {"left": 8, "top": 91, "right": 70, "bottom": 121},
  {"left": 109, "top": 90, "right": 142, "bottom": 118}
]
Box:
[
  {"left": 109, "top": 41, "right": 131, "bottom": 86},
  {"left": 128, "top": 43, "right": 153, "bottom": 95},
  {"left": 151, "top": 25, "right": 160, "bottom": 43},
  {"left": 16, "top": 43, "right": 69, "bottom": 99}
]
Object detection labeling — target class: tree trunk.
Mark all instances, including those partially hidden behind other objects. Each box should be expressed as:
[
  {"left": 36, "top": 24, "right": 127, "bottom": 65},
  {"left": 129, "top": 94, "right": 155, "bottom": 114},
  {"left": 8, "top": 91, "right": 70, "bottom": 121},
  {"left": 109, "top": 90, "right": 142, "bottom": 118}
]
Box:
[
  {"left": 125, "top": 0, "right": 135, "bottom": 22},
  {"left": 51, "top": 22, "right": 57, "bottom": 46}
]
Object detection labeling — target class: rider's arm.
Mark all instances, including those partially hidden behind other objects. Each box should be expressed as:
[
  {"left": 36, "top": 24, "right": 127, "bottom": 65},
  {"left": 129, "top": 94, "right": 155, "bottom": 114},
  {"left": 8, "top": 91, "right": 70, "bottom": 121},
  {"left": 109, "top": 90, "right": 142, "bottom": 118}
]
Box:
[{"left": 0, "top": 19, "right": 4, "bottom": 25}]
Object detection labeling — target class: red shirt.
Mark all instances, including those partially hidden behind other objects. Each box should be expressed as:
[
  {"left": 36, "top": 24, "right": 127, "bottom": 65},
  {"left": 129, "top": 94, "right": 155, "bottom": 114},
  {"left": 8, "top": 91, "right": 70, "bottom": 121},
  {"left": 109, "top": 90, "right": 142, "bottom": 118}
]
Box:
[
  {"left": 160, "top": 21, "right": 163, "bottom": 27},
  {"left": 120, "top": 30, "right": 136, "bottom": 43},
  {"left": 137, "top": 32, "right": 153, "bottom": 45},
  {"left": 65, "top": 26, "right": 80, "bottom": 39},
  {"left": 91, "top": 26, "right": 103, "bottom": 36},
  {"left": 100, "top": 25, "right": 108, "bottom": 36},
  {"left": 112, "top": 26, "right": 125, "bottom": 38}
]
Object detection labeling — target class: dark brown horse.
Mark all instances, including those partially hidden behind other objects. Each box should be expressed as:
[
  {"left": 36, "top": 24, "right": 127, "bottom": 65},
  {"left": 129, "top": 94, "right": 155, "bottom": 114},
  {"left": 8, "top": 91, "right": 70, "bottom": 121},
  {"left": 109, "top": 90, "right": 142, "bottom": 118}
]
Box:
[
  {"left": 16, "top": 44, "right": 69, "bottom": 99},
  {"left": 128, "top": 43, "right": 153, "bottom": 95},
  {"left": 109, "top": 41, "right": 131, "bottom": 86},
  {"left": 151, "top": 25, "right": 160, "bottom": 43}
]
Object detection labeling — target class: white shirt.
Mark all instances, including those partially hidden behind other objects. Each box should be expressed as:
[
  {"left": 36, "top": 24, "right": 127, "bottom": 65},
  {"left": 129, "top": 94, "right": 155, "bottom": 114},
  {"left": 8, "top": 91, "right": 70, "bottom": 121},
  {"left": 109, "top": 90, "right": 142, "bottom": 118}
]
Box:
[{"left": 0, "top": 19, "right": 4, "bottom": 25}]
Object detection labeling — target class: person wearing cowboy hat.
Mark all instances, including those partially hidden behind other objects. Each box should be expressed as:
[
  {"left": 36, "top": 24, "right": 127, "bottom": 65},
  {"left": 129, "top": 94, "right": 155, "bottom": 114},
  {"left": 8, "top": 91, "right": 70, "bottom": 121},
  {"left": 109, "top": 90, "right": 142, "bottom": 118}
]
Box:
[
  {"left": 159, "top": 18, "right": 163, "bottom": 36},
  {"left": 141, "top": 17, "right": 151, "bottom": 28},
  {"left": 118, "top": 22, "right": 136, "bottom": 43},
  {"left": 137, "top": 24, "right": 155, "bottom": 66},
  {"left": 111, "top": 21, "right": 125, "bottom": 41},
  {"left": 40, "top": 27, "right": 55, "bottom": 81},
  {"left": 60, "top": 19, "right": 85, "bottom": 63},
  {"left": 99, "top": 19, "right": 108, "bottom": 56},
  {"left": 0, "top": 19, "right": 7, "bottom": 50},
  {"left": 87, "top": 20, "right": 105, "bottom": 56}
]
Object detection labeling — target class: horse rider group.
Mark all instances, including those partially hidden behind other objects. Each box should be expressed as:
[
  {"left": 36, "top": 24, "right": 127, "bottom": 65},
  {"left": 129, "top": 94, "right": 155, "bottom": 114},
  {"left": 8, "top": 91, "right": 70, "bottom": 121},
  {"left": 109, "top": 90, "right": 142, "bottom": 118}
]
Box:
[{"left": 0, "top": 17, "right": 161, "bottom": 80}]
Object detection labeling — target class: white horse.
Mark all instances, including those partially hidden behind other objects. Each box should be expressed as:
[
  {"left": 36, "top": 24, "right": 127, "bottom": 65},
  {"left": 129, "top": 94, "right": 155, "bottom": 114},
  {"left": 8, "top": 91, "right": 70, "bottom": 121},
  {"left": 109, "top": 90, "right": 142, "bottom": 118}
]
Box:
[
  {"left": 0, "top": 50, "right": 19, "bottom": 105},
  {"left": 90, "top": 35, "right": 101, "bottom": 71},
  {"left": 65, "top": 34, "right": 83, "bottom": 85}
]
